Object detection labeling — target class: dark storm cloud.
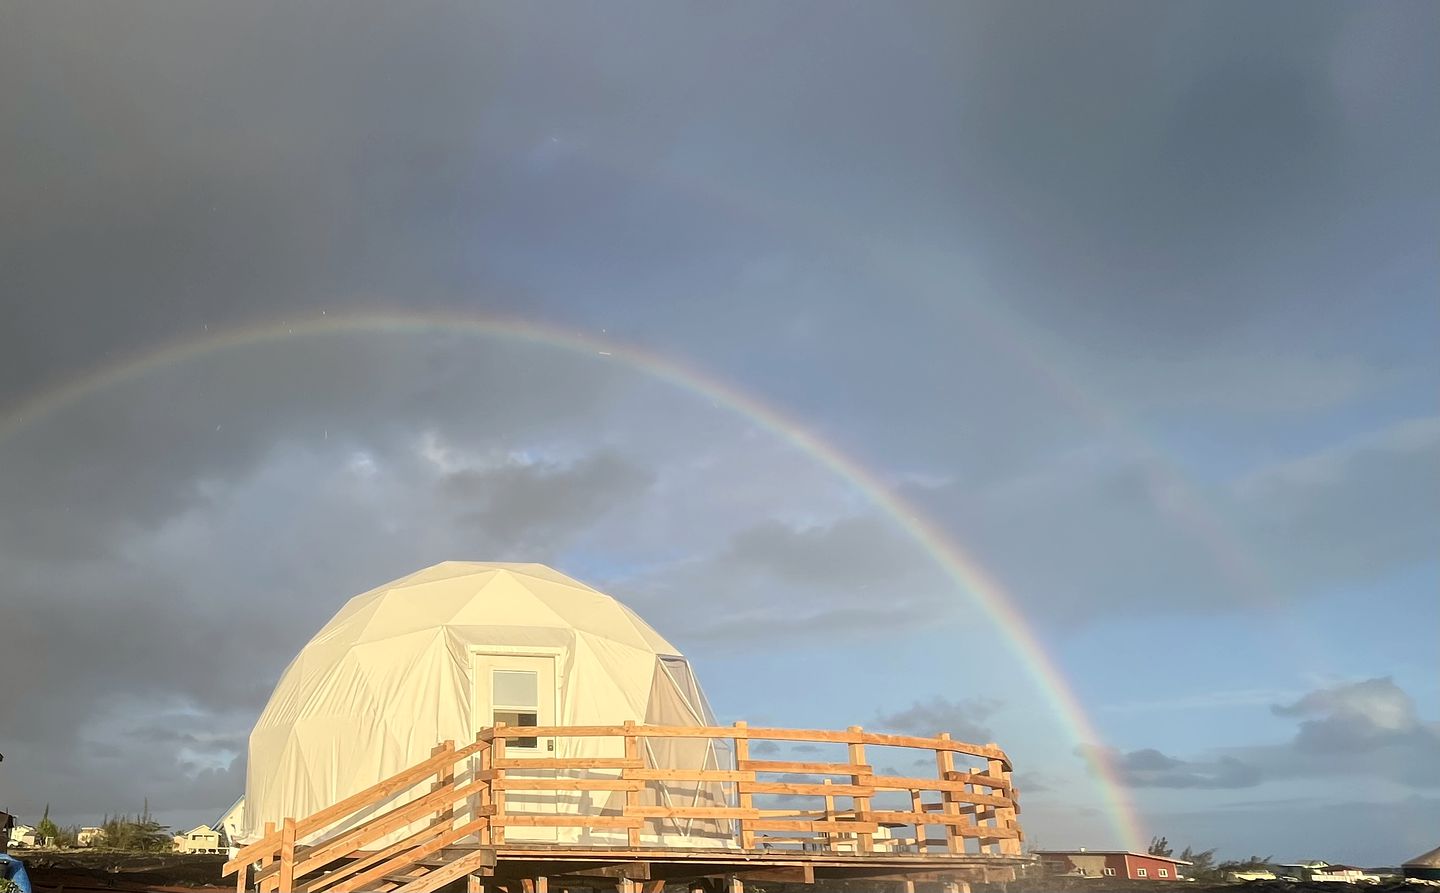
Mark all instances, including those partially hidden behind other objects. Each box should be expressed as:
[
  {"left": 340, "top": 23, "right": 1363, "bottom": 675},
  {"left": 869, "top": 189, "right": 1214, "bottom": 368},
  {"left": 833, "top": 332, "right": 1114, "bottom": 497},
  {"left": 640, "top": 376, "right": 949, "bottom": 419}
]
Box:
[{"left": 0, "top": 0, "right": 1433, "bottom": 846}]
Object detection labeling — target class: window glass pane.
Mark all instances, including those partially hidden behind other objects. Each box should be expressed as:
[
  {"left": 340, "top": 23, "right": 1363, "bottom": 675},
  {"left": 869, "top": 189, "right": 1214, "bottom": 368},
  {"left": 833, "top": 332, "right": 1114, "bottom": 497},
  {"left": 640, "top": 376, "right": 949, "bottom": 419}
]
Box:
[
  {"left": 494, "top": 710, "right": 539, "bottom": 748},
  {"left": 493, "top": 669, "right": 538, "bottom": 707}
]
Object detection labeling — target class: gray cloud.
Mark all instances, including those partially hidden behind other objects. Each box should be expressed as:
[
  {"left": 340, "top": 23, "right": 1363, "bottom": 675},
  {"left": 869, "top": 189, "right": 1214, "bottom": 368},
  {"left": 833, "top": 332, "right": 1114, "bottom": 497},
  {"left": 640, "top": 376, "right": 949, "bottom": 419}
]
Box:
[
  {"left": 0, "top": 0, "right": 1433, "bottom": 850},
  {"left": 873, "top": 697, "right": 1001, "bottom": 745},
  {"left": 446, "top": 450, "right": 654, "bottom": 552},
  {"left": 1085, "top": 678, "right": 1440, "bottom": 792},
  {"left": 1079, "top": 746, "right": 1262, "bottom": 790}
]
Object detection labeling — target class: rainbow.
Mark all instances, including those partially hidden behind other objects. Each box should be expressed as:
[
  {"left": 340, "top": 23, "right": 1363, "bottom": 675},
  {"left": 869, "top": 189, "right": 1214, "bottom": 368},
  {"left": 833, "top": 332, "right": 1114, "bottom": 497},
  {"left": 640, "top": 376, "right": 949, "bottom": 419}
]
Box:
[{"left": 0, "top": 310, "right": 1146, "bottom": 848}]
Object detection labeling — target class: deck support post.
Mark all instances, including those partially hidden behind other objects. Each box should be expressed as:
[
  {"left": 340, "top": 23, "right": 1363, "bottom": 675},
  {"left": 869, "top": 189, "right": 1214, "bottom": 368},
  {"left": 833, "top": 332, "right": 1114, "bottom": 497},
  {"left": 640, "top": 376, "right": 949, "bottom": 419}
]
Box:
[
  {"left": 733, "top": 721, "right": 755, "bottom": 849},
  {"left": 467, "top": 877, "right": 485, "bottom": 893},
  {"left": 847, "top": 726, "right": 874, "bottom": 855},
  {"left": 278, "top": 817, "right": 297, "bottom": 893},
  {"left": 492, "top": 724, "right": 508, "bottom": 846},
  {"left": 725, "top": 876, "right": 744, "bottom": 893},
  {"left": 934, "top": 735, "right": 963, "bottom": 855},
  {"left": 624, "top": 721, "right": 644, "bottom": 847}
]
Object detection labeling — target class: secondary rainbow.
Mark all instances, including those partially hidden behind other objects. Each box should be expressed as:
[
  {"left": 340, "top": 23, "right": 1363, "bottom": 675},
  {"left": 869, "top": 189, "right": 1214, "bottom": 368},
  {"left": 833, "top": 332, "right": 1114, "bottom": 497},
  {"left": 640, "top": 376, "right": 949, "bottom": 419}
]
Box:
[{"left": 0, "top": 310, "right": 1146, "bottom": 849}]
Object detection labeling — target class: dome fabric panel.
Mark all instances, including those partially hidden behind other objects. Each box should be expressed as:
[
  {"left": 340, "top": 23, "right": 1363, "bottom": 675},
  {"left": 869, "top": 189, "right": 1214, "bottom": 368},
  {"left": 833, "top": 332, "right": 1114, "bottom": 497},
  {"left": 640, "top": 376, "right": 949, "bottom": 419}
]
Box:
[{"left": 244, "top": 562, "right": 731, "bottom": 848}]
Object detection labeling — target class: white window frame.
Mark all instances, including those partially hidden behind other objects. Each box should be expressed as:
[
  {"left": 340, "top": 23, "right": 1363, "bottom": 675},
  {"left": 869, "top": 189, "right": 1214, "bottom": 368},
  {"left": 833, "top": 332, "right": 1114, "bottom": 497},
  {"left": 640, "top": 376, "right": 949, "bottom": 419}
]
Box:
[
  {"left": 1104, "top": 868, "right": 1116, "bottom": 877},
  {"left": 1160, "top": 869, "right": 1169, "bottom": 878},
  {"left": 1137, "top": 868, "right": 1148, "bottom": 878}
]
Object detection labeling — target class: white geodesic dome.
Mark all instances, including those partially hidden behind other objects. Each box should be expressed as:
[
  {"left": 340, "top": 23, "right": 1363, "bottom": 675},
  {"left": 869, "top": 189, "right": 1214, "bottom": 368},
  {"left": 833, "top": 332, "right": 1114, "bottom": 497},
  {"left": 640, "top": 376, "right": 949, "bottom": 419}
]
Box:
[{"left": 243, "top": 562, "right": 732, "bottom": 846}]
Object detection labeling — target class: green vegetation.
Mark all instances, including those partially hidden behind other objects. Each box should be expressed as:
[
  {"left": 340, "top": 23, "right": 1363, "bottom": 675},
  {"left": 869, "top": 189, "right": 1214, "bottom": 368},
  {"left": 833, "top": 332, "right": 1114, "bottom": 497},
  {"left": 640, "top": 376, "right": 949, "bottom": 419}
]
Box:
[
  {"left": 1149, "top": 836, "right": 1275, "bottom": 882},
  {"left": 97, "top": 801, "right": 172, "bottom": 852},
  {"left": 36, "top": 805, "right": 59, "bottom": 844}
]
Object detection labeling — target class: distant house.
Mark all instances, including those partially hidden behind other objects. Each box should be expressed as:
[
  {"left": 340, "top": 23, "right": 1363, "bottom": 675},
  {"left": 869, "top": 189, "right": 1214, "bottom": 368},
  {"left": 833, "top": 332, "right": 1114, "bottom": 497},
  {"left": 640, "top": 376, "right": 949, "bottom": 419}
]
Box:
[
  {"left": 1404, "top": 845, "right": 1440, "bottom": 882},
  {"left": 6, "top": 824, "right": 37, "bottom": 849},
  {"left": 76, "top": 826, "right": 105, "bottom": 847},
  {"left": 1035, "top": 850, "right": 1190, "bottom": 880},
  {"left": 1277, "top": 862, "right": 1382, "bottom": 883},
  {"left": 172, "top": 824, "right": 224, "bottom": 854},
  {"left": 215, "top": 796, "right": 245, "bottom": 849},
  {"left": 1224, "top": 868, "right": 1277, "bottom": 881}
]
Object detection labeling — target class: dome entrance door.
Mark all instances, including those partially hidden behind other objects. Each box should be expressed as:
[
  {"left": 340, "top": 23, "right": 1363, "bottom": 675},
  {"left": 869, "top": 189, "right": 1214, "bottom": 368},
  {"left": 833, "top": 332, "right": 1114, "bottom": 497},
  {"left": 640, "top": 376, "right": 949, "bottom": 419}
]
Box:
[{"left": 471, "top": 652, "right": 559, "bottom": 841}]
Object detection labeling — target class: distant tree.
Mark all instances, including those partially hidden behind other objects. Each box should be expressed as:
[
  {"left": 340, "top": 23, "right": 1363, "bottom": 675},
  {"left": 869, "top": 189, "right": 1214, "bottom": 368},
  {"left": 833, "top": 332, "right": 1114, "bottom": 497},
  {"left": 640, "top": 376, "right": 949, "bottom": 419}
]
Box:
[
  {"left": 1219, "top": 855, "right": 1275, "bottom": 873},
  {"left": 1180, "top": 846, "right": 1219, "bottom": 880},
  {"left": 99, "top": 802, "right": 172, "bottom": 852},
  {"left": 1148, "top": 836, "right": 1173, "bottom": 857},
  {"left": 37, "top": 804, "right": 59, "bottom": 844}
]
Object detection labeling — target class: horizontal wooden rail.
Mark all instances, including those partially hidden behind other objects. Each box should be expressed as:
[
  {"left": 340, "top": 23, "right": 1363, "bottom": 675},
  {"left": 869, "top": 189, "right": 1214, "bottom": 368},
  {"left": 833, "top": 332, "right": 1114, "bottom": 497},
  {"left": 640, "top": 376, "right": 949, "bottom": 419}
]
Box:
[{"left": 224, "top": 720, "right": 1023, "bottom": 893}]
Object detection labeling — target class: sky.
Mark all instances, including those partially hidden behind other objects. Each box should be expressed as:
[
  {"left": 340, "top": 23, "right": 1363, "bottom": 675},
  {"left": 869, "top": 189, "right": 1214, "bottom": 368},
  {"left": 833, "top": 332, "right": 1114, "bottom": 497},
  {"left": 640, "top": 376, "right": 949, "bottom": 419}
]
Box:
[{"left": 0, "top": 0, "right": 1436, "bottom": 868}]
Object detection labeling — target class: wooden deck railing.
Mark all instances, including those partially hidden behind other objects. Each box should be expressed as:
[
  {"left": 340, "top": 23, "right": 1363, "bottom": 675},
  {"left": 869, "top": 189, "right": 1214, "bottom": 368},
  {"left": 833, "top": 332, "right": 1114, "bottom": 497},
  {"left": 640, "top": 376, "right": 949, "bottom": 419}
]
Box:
[{"left": 224, "top": 722, "right": 1023, "bottom": 893}]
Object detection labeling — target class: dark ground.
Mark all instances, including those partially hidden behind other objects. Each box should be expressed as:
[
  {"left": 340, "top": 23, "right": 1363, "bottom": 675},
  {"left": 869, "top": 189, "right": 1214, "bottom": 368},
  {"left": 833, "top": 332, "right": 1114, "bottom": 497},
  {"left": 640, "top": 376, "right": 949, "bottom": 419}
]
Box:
[
  {"left": 10, "top": 852, "right": 1431, "bottom": 893},
  {"left": 13, "top": 850, "right": 227, "bottom": 891}
]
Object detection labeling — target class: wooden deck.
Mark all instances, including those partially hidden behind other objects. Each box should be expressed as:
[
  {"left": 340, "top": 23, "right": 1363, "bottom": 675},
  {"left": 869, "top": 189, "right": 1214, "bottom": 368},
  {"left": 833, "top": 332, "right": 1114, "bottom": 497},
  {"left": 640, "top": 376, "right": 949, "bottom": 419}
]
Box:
[{"left": 224, "top": 723, "right": 1029, "bottom": 893}]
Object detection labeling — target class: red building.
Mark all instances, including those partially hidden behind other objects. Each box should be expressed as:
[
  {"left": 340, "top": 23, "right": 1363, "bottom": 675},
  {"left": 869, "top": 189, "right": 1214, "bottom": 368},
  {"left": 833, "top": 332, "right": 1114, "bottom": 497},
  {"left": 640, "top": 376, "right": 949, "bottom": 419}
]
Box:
[{"left": 1035, "top": 850, "right": 1192, "bottom": 880}]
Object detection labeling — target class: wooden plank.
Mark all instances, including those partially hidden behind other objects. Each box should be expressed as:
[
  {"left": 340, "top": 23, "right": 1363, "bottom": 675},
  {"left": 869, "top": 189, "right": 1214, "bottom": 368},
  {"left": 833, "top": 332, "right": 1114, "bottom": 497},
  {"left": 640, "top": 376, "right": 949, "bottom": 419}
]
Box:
[
  {"left": 731, "top": 866, "right": 815, "bottom": 885},
  {"left": 860, "top": 731, "right": 1007, "bottom": 762},
  {"left": 626, "top": 806, "right": 759, "bottom": 820},
  {"left": 326, "top": 816, "right": 490, "bottom": 893},
  {"left": 743, "top": 781, "right": 871, "bottom": 797},
  {"left": 493, "top": 758, "right": 643, "bottom": 770},
  {"left": 848, "top": 727, "right": 874, "bottom": 855},
  {"left": 751, "top": 819, "right": 880, "bottom": 832},
  {"left": 227, "top": 743, "right": 479, "bottom": 872},
  {"left": 297, "top": 820, "right": 447, "bottom": 893},
  {"left": 944, "top": 770, "right": 1013, "bottom": 793},
  {"left": 296, "top": 776, "right": 488, "bottom": 876},
  {"left": 553, "top": 863, "right": 652, "bottom": 881},
  {"left": 626, "top": 768, "right": 754, "bottom": 782},
  {"left": 623, "top": 722, "right": 643, "bottom": 849},
  {"left": 733, "top": 722, "right": 755, "bottom": 850},
  {"left": 278, "top": 818, "right": 297, "bottom": 893},
  {"left": 871, "top": 812, "right": 978, "bottom": 827},
  {"left": 865, "top": 780, "right": 1012, "bottom": 806},
  {"left": 499, "top": 778, "right": 643, "bottom": 792},
  {"left": 499, "top": 815, "right": 642, "bottom": 828},
  {"left": 391, "top": 846, "right": 498, "bottom": 893},
  {"left": 491, "top": 732, "right": 507, "bottom": 847},
  {"left": 738, "top": 761, "right": 869, "bottom": 776},
  {"left": 910, "top": 789, "right": 928, "bottom": 853},
  {"left": 935, "top": 734, "right": 963, "bottom": 854}
]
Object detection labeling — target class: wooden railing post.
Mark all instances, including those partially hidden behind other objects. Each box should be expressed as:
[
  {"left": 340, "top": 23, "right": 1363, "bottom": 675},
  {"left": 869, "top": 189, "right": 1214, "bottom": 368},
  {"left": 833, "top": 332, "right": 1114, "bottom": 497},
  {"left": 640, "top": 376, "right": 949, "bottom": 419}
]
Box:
[
  {"left": 433, "top": 740, "right": 457, "bottom": 827},
  {"left": 278, "top": 817, "right": 297, "bottom": 893},
  {"left": 260, "top": 821, "right": 277, "bottom": 893},
  {"left": 909, "top": 787, "right": 926, "bottom": 853},
  {"left": 934, "top": 733, "right": 963, "bottom": 854},
  {"left": 822, "top": 778, "right": 837, "bottom": 851},
  {"left": 623, "top": 721, "right": 643, "bottom": 847},
  {"left": 987, "top": 756, "right": 1019, "bottom": 855},
  {"left": 476, "top": 732, "right": 494, "bottom": 846},
  {"left": 847, "top": 726, "right": 873, "bottom": 854},
  {"left": 491, "top": 723, "right": 508, "bottom": 846},
  {"left": 733, "top": 722, "right": 755, "bottom": 850}
]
